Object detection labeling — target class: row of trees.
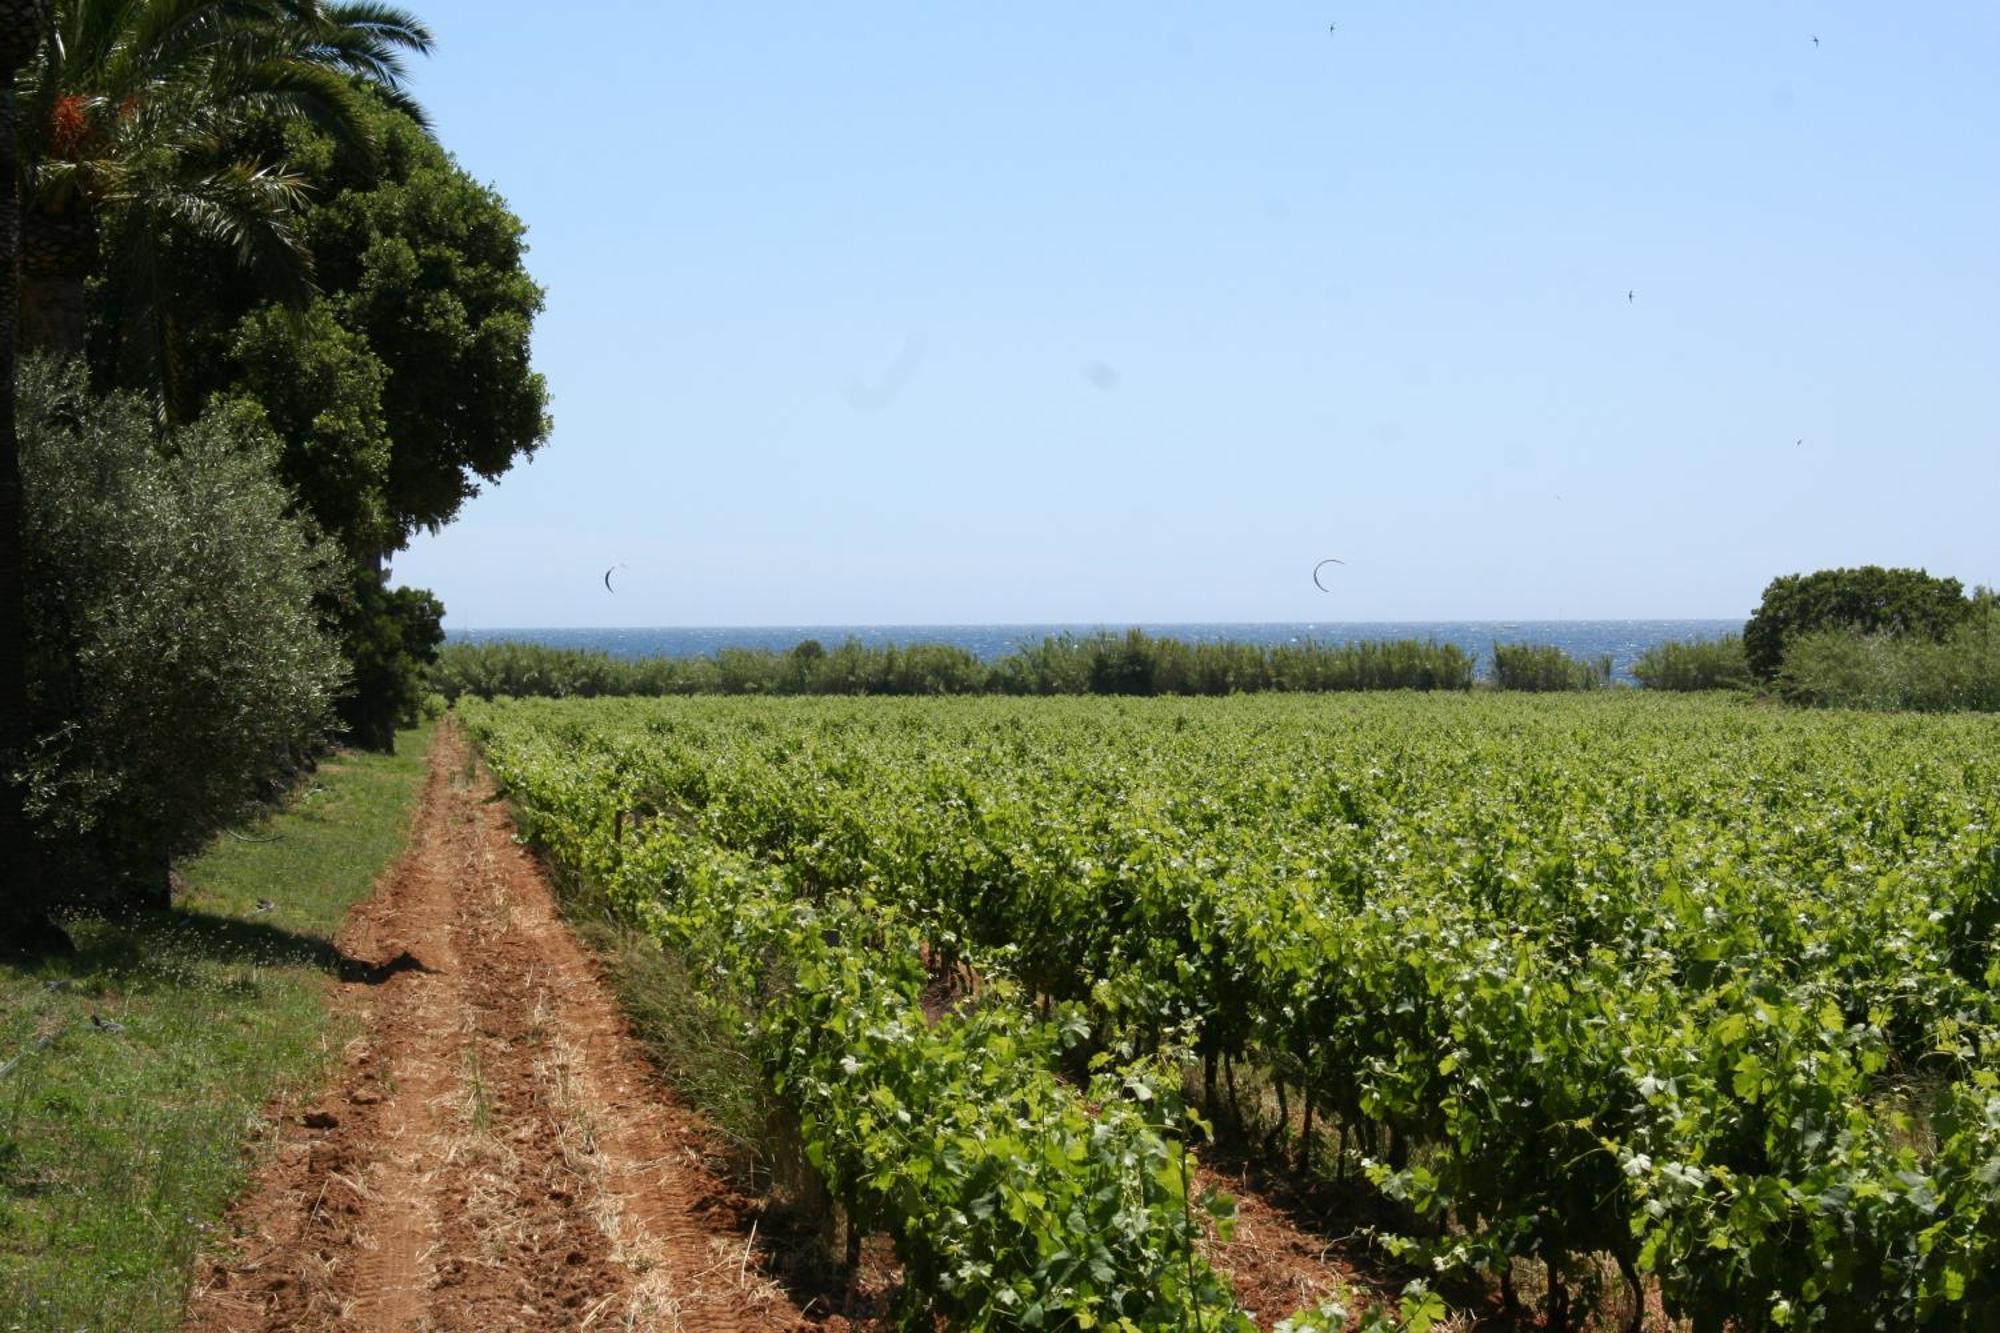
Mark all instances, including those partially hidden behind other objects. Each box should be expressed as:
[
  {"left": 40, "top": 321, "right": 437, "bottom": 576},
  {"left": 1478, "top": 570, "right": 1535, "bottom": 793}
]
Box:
[{"left": 4, "top": 1, "right": 549, "bottom": 946}]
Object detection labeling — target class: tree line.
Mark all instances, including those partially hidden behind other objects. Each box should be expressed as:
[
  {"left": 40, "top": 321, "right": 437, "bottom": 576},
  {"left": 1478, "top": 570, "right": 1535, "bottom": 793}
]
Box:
[
  {"left": 433, "top": 567, "right": 2000, "bottom": 707},
  {"left": 3, "top": 1, "right": 549, "bottom": 948}
]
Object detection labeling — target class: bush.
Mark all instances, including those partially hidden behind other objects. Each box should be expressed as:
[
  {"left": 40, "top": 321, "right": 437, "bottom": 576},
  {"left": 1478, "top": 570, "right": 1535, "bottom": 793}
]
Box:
[
  {"left": 988, "top": 631, "right": 1471, "bottom": 695},
  {"left": 1267, "top": 637, "right": 1473, "bottom": 691},
  {"left": 1632, "top": 634, "right": 1752, "bottom": 691},
  {"left": 1491, "top": 642, "right": 1611, "bottom": 691},
  {"left": 18, "top": 359, "right": 346, "bottom": 908},
  {"left": 1776, "top": 607, "right": 2000, "bottom": 711},
  {"left": 1744, "top": 567, "right": 1971, "bottom": 681}
]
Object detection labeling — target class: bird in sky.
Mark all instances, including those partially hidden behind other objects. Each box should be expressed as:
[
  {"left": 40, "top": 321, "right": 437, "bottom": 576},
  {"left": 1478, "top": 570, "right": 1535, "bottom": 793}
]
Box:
[
  {"left": 603, "top": 563, "right": 629, "bottom": 593},
  {"left": 1328, "top": 22, "right": 1337, "bottom": 34},
  {"left": 1627, "top": 289, "right": 1635, "bottom": 303},
  {"left": 1812, "top": 34, "right": 1820, "bottom": 48}
]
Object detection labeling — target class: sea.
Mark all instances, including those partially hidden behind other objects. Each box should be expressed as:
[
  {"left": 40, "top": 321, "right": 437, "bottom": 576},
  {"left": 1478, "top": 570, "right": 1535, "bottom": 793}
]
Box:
[{"left": 447, "top": 620, "right": 1742, "bottom": 684}]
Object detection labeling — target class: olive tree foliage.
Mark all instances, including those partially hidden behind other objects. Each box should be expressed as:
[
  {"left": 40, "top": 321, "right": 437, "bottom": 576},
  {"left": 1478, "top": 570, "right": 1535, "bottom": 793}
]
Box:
[
  {"left": 18, "top": 359, "right": 344, "bottom": 907},
  {"left": 1742, "top": 566, "right": 1973, "bottom": 681}
]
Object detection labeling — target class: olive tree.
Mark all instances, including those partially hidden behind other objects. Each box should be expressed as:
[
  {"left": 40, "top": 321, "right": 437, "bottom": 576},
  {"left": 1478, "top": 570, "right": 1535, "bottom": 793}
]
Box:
[{"left": 18, "top": 359, "right": 344, "bottom": 908}]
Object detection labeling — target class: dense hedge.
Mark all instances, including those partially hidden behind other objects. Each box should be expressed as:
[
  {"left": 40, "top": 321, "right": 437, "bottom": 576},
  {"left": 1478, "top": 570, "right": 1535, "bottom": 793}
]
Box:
[
  {"left": 431, "top": 631, "right": 1478, "bottom": 700},
  {"left": 1778, "top": 607, "right": 2000, "bottom": 711}
]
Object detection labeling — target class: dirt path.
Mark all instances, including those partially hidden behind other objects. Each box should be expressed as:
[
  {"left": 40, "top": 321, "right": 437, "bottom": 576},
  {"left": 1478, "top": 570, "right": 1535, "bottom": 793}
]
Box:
[{"left": 186, "top": 724, "right": 803, "bottom": 1332}]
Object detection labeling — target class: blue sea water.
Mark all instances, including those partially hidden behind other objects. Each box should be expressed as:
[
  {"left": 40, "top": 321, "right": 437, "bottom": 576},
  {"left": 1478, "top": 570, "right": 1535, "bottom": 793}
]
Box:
[{"left": 448, "top": 620, "right": 1743, "bottom": 684}]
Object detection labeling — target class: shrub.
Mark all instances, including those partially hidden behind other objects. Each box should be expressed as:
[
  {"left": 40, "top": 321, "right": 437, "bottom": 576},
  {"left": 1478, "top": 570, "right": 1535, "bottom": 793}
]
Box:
[
  {"left": 985, "top": 635, "right": 1095, "bottom": 695},
  {"left": 1632, "top": 634, "right": 1752, "bottom": 691},
  {"left": 1268, "top": 637, "right": 1473, "bottom": 691},
  {"left": 1491, "top": 642, "right": 1611, "bottom": 691},
  {"left": 989, "top": 630, "right": 1472, "bottom": 695},
  {"left": 432, "top": 633, "right": 1480, "bottom": 701},
  {"left": 1777, "top": 607, "right": 2000, "bottom": 711},
  {"left": 1744, "top": 567, "right": 1971, "bottom": 681},
  {"left": 18, "top": 359, "right": 345, "bottom": 909}
]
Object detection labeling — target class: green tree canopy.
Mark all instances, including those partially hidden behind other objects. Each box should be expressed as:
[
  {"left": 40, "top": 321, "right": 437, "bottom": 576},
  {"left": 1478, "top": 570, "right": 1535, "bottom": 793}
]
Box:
[
  {"left": 19, "top": 0, "right": 433, "bottom": 364},
  {"left": 1743, "top": 566, "right": 1973, "bottom": 681},
  {"left": 296, "top": 102, "right": 550, "bottom": 544},
  {"left": 227, "top": 300, "right": 394, "bottom": 552},
  {"left": 178, "top": 96, "right": 550, "bottom": 557}
]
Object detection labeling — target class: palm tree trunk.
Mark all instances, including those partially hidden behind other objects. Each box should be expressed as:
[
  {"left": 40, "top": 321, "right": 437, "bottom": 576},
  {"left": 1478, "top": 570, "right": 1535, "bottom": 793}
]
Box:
[
  {"left": 1, "top": 0, "right": 70, "bottom": 955},
  {"left": 19, "top": 210, "right": 93, "bottom": 358}
]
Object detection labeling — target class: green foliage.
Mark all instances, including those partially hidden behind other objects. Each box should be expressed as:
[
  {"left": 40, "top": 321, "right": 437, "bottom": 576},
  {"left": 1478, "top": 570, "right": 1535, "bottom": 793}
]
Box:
[
  {"left": 290, "top": 99, "right": 550, "bottom": 542},
  {"left": 1631, "top": 634, "right": 1752, "bottom": 692},
  {"left": 430, "top": 632, "right": 1474, "bottom": 702},
  {"left": 1744, "top": 566, "right": 1972, "bottom": 681},
  {"left": 1777, "top": 606, "right": 2000, "bottom": 712},
  {"left": 157, "top": 95, "right": 549, "bottom": 557},
  {"left": 16, "top": 359, "right": 344, "bottom": 904},
  {"left": 328, "top": 570, "right": 444, "bottom": 752},
  {"left": 988, "top": 631, "right": 1472, "bottom": 695},
  {"left": 466, "top": 692, "right": 2000, "bottom": 1330},
  {"left": 185, "top": 98, "right": 548, "bottom": 751},
  {"left": 29, "top": 23, "right": 547, "bottom": 791},
  {"left": 224, "top": 302, "right": 394, "bottom": 556},
  {"left": 1490, "top": 642, "right": 1610, "bottom": 691},
  {"left": 22, "top": 0, "right": 434, "bottom": 368},
  {"left": 472, "top": 702, "right": 1261, "bottom": 1328}
]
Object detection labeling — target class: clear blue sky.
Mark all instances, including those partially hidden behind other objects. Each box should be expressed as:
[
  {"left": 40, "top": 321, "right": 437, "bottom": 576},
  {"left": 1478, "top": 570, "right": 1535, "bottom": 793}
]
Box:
[{"left": 387, "top": 2, "right": 1999, "bottom": 627}]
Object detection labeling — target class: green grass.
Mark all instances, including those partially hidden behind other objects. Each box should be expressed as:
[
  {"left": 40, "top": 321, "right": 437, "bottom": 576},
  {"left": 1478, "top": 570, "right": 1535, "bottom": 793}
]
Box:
[{"left": 0, "top": 723, "right": 431, "bottom": 1332}]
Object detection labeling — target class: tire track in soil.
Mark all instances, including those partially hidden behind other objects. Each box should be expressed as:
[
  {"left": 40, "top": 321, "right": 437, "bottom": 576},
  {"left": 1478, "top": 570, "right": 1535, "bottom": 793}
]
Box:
[{"left": 185, "top": 723, "right": 803, "bottom": 1331}]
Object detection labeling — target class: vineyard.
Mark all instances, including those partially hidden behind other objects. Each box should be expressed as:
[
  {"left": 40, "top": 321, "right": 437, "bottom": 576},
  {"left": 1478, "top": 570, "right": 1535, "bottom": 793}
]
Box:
[{"left": 461, "top": 694, "right": 2000, "bottom": 1330}]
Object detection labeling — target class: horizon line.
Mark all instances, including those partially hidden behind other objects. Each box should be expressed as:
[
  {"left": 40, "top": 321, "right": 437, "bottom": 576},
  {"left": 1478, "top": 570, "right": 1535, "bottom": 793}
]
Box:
[{"left": 446, "top": 615, "right": 1748, "bottom": 633}]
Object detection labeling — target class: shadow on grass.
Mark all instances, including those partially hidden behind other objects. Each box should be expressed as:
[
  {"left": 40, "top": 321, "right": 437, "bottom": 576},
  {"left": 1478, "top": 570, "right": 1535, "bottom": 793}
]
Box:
[{"left": 35, "top": 908, "right": 431, "bottom": 988}]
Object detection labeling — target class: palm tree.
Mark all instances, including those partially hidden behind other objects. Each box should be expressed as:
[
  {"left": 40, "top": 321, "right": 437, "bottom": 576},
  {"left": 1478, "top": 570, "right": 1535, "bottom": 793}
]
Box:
[
  {"left": 2, "top": 0, "right": 65, "bottom": 953},
  {"left": 18, "top": 0, "right": 433, "bottom": 381}
]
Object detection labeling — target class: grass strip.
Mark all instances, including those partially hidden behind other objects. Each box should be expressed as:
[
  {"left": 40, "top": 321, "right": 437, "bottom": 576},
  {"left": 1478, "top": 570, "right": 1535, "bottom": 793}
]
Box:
[{"left": 0, "top": 723, "right": 431, "bottom": 1331}]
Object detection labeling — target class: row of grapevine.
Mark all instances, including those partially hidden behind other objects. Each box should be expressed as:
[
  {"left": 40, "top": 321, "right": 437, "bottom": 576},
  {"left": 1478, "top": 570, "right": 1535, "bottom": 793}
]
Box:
[
  {"left": 465, "top": 693, "right": 2000, "bottom": 1330},
  {"left": 467, "top": 705, "right": 1361, "bottom": 1328}
]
